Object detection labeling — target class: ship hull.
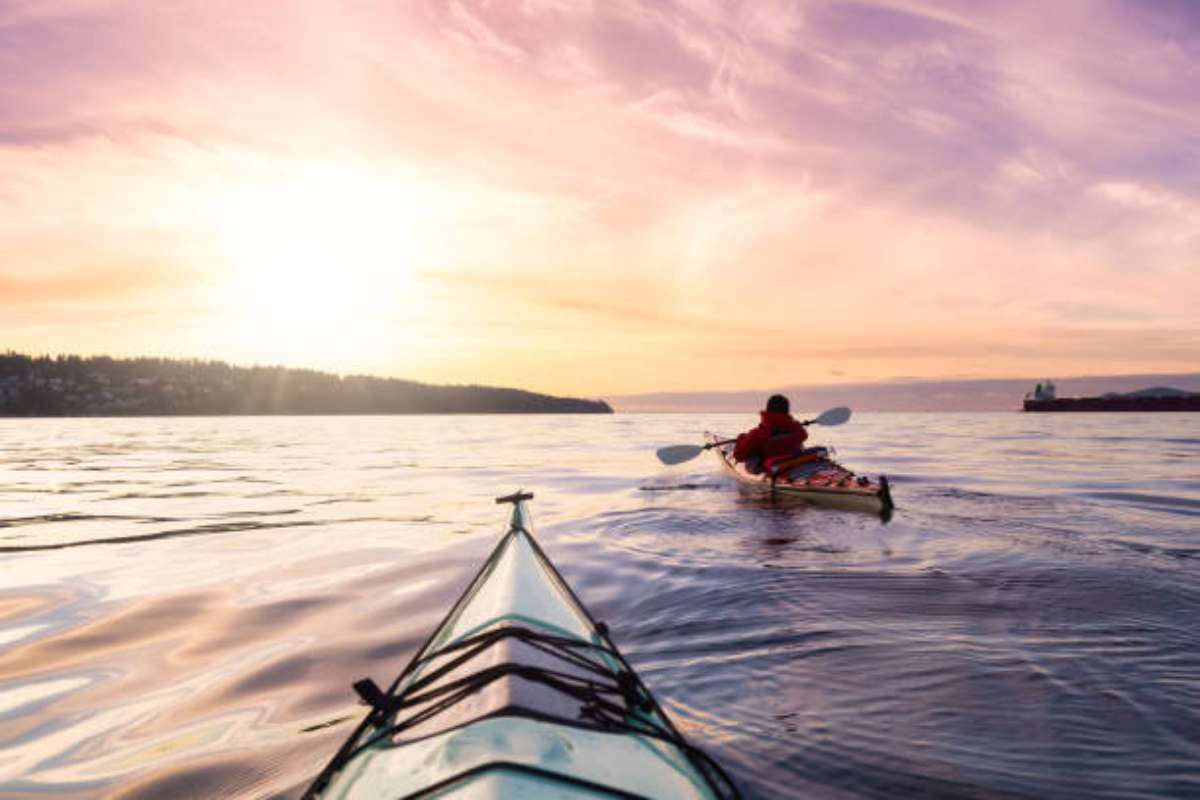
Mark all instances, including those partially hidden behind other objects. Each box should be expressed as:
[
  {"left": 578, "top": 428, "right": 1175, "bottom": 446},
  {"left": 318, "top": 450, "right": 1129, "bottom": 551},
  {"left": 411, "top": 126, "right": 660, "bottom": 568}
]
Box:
[{"left": 1024, "top": 396, "right": 1200, "bottom": 412}]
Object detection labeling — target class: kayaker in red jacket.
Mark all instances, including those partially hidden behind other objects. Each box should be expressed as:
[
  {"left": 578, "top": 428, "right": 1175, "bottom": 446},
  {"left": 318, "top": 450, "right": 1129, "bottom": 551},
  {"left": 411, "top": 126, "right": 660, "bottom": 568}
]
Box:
[{"left": 733, "top": 394, "right": 808, "bottom": 473}]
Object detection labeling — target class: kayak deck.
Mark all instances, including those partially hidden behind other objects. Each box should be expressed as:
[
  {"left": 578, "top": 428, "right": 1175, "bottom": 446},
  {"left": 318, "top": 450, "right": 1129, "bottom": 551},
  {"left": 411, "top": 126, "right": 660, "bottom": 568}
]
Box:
[
  {"left": 708, "top": 434, "right": 894, "bottom": 519},
  {"left": 306, "top": 492, "right": 739, "bottom": 799}
]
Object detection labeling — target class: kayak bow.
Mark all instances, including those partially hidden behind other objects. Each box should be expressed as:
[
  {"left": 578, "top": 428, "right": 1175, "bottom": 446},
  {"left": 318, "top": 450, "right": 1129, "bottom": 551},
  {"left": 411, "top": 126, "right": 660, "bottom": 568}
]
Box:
[{"left": 306, "top": 491, "right": 739, "bottom": 799}]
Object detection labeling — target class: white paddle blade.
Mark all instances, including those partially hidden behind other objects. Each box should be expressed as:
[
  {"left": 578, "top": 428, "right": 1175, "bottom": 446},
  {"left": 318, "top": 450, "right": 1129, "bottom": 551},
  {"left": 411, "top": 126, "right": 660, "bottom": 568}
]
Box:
[
  {"left": 655, "top": 444, "right": 705, "bottom": 465},
  {"left": 813, "top": 406, "right": 852, "bottom": 426}
]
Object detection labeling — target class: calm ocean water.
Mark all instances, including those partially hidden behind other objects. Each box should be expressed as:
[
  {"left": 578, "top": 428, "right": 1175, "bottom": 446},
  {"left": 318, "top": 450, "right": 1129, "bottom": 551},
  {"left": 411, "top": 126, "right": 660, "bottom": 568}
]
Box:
[{"left": 1, "top": 412, "right": 1198, "bottom": 799}]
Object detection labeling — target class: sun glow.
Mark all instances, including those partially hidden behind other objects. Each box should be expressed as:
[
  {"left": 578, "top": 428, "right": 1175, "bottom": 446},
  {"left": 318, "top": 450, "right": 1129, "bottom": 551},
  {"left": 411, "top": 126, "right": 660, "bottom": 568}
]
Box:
[{"left": 200, "top": 161, "right": 442, "bottom": 364}]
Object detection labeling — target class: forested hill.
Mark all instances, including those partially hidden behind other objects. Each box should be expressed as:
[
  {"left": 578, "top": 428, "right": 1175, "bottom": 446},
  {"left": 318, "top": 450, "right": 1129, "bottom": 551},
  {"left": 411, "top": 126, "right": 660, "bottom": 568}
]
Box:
[{"left": 0, "top": 354, "right": 612, "bottom": 416}]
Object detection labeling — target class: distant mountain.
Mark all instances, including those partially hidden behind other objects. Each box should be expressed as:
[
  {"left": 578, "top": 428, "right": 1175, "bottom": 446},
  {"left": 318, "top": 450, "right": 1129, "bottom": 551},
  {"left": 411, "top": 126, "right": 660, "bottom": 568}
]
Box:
[
  {"left": 612, "top": 373, "right": 1200, "bottom": 413},
  {"left": 0, "top": 353, "right": 612, "bottom": 416},
  {"left": 1121, "top": 386, "right": 1196, "bottom": 399},
  {"left": 1101, "top": 387, "right": 1196, "bottom": 399}
]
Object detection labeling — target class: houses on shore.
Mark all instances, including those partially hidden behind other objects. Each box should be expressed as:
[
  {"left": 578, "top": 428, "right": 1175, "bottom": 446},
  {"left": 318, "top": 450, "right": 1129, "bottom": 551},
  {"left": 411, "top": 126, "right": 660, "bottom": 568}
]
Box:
[{"left": 0, "top": 353, "right": 612, "bottom": 416}]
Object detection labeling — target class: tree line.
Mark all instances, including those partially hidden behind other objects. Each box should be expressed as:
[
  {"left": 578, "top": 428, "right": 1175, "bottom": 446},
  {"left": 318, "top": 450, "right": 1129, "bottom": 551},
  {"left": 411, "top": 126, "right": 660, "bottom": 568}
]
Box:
[{"left": 0, "top": 353, "right": 612, "bottom": 415}]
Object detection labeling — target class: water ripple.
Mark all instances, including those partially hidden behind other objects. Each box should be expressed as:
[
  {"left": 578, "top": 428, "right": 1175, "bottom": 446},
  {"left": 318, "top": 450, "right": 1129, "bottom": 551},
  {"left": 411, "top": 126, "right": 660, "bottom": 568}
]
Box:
[{"left": 0, "top": 413, "right": 1197, "bottom": 799}]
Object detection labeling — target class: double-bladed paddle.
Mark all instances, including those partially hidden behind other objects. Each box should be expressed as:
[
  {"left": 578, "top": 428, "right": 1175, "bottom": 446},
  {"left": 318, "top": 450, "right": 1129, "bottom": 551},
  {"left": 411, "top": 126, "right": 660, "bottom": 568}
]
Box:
[{"left": 654, "top": 405, "right": 852, "bottom": 465}]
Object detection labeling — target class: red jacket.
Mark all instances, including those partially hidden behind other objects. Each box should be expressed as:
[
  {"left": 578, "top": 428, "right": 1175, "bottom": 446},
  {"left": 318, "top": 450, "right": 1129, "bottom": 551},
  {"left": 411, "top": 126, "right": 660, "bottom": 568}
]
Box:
[{"left": 733, "top": 410, "right": 808, "bottom": 462}]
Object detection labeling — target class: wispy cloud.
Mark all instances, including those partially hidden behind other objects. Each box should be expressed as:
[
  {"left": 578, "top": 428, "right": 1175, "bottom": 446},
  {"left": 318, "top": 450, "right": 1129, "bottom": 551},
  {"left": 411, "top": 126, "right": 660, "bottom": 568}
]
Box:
[{"left": 1, "top": 0, "right": 1197, "bottom": 393}]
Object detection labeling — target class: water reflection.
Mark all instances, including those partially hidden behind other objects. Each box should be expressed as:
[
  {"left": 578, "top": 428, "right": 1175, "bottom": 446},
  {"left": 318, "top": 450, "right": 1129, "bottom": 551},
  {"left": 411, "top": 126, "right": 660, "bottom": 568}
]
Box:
[{"left": 0, "top": 413, "right": 1198, "bottom": 798}]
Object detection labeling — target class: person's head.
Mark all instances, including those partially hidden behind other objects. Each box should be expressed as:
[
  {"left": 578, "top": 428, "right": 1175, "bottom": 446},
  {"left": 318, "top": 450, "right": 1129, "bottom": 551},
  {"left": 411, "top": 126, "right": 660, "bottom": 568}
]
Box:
[{"left": 765, "top": 394, "right": 790, "bottom": 414}]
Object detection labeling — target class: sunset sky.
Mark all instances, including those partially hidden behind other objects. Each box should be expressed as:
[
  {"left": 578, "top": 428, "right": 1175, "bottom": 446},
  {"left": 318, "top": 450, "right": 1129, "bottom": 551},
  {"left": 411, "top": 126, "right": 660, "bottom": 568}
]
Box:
[{"left": 2, "top": 0, "right": 1197, "bottom": 396}]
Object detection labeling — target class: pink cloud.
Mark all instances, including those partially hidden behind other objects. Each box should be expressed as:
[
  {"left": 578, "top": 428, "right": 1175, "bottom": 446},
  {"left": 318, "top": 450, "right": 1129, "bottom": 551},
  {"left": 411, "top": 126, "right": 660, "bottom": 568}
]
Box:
[{"left": 1, "top": 0, "right": 1196, "bottom": 392}]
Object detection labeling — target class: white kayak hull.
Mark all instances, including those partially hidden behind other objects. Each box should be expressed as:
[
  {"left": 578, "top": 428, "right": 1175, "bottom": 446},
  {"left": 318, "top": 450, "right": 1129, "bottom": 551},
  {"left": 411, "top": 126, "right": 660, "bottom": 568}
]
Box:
[
  {"left": 708, "top": 434, "right": 894, "bottom": 518},
  {"left": 307, "top": 493, "right": 737, "bottom": 799}
]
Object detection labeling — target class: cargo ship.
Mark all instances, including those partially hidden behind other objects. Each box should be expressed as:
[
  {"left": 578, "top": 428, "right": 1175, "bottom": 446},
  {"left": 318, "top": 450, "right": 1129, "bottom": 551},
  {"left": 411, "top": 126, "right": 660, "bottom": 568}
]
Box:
[{"left": 1023, "top": 380, "right": 1200, "bottom": 412}]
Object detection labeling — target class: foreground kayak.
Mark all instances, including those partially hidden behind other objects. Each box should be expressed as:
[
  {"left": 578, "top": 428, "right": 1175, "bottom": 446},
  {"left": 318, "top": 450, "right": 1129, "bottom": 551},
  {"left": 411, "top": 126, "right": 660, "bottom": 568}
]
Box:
[
  {"left": 708, "top": 434, "right": 894, "bottom": 519},
  {"left": 306, "top": 491, "right": 739, "bottom": 799}
]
